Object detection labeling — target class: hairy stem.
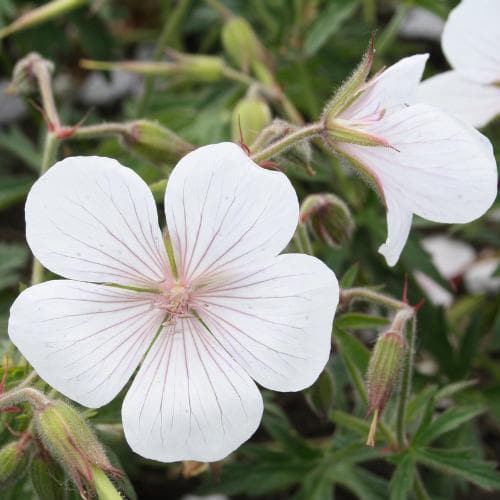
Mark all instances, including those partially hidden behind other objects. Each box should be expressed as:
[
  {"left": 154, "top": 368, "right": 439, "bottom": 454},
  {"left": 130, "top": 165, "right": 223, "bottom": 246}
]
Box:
[
  {"left": 31, "top": 132, "right": 60, "bottom": 285},
  {"left": 340, "top": 287, "right": 409, "bottom": 311},
  {"left": 0, "top": 387, "right": 50, "bottom": 412},
  {"left": 396, "top": 317, "right": 417, "bottom": 448},
  {"left": 250, "top": 122, "right": 324, "bottom": 163}
]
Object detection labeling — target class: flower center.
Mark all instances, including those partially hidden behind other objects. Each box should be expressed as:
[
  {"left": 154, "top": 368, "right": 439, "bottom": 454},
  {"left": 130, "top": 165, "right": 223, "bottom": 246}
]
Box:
[{"left": 154, "top": 281, "right": 192, "bottom": 320}]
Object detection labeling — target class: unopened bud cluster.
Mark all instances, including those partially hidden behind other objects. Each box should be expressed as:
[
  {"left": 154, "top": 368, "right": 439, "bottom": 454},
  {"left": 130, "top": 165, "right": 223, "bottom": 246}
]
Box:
[
  {"left": 300, "top": 193, "right": 354, "bottom": 248},
  {"left": 34, "top": 400, "right": 116, "bottom": 493}
]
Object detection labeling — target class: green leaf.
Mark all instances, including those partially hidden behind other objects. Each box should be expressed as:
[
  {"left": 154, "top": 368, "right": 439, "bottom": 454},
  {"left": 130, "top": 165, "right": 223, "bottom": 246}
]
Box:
[
  {"left": 389, "top": 454, "right": 415, "bottom": 500},
  {"left": 307, "top": 367, "right": 335, "bottom": 416},
  {"left": 0, "top": 128, "right": 41, "bottom": 172},
  {"left": 334, "top": 326, "right": 370, "bottom": 372},
  {"left": 0, "top": 176, "right": 34, "bottom": 211},
  {"left": 330, "top": 410, "right": 369, "bottom": 437},
  {"left": 434, "top": 379, "right": 478, "bottom": 401},
  {"left": 405, "top": 385, "right": 438, "bottom": 425},
  {"left": 335, "top": 312, "right": 390, "bottom": 330},
  {"left": 413, "top": 405, "right": 485, "bottom": 446},
  {"left": 0, "top": 243, "right": 29, "bottom": 291},
  {"left": 340, "top": 262, "right": 359, "bottom": 288},
  {"left": 303, "top": 0, "right": 360, "bottom": 56},
  {"left": 334, "top": 327, "right": 369, "bottom": 405},
  {"left": 415, "top": 447, "right": 500, "bottom": 491}
]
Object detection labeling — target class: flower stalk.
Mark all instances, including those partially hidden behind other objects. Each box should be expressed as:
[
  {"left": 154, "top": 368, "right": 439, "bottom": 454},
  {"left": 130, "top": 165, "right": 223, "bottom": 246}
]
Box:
[{"left": 250, "top": 122, "right": 324, "bottom": 163}]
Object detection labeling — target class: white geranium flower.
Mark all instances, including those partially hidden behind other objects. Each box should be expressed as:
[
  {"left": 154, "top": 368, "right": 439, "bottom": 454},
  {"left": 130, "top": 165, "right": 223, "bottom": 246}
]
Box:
[
  {"left": 325, "top": 53, "right": 498, "bottom": 266},
  {"left": 414, "top": 235, "right": 476, "bottom": 306},
  {"left": 418, "top": 0, "right": 500, "bottom": 128},
  {"left": 8, "top": 143, "right": 339, "bottom": 462}
]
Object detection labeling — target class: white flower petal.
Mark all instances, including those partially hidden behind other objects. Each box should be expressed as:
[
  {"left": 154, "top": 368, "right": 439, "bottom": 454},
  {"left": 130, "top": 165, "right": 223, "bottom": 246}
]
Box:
[
  {"left": 442, "top": 0, "right": 500, "bottom": 84},
  {"left": 418, "top": 71, "right": 500, "bottom": 128},
  {"left": 8, "top": 280, "right": 165, "bottom": 407},
  {"left": 464, "top": 257, "right": 500, "bottom": 294},
  {"left": 26, "top": 156, "right": 169, "bottom": 287},
  {"left": 193, "top": 254, "right": 338, "bottom": 391},
  {"left": 337, "top": 104, "right": 498, "bottom": 265},
  {"left": 421, "top": 235, "right": 475, "bottom": 279},
  {"left": 341, "top": 54, "right": 428, "bottom": 121},
  {"left": 122, "top": 316, "right": 263, "bottom": 462},
  {"left": 378, "top": 198, "right": 413, "bottom": 267},
  {"left": 414, "top": 271, "right": 454, "bottom": 307},
  {"left": 164, "top": 143, "right": 299, "bottom": 283}
]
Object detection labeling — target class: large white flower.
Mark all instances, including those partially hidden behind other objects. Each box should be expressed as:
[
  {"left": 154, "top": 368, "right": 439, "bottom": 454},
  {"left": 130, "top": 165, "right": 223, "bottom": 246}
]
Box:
[
  {"left": 8, "top": 143, "right": 339, "bottom": 462},
  {"left": 417, "top": 0, "right": 500, "bottom": 128},
  {"left": 326, "top": 53, "right": 497, "bottom": 266}
]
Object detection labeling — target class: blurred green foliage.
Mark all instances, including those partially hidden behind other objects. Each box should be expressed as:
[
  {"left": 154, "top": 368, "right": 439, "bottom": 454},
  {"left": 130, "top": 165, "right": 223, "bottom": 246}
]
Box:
[{"left": 0, "top": 0, "right": 498, "bottom": 499}]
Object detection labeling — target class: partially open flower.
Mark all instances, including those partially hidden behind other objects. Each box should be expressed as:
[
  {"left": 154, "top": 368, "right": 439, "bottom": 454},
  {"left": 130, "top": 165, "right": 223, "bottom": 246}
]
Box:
[
  {"left": 418, "top": 0, "right": 500, "bottom": 128},
  {"left": 323, "top": 44, "right": 497, "bottom": 266},
  {"left": 9, "top": 143, "right": 339, "bottom": 462}
]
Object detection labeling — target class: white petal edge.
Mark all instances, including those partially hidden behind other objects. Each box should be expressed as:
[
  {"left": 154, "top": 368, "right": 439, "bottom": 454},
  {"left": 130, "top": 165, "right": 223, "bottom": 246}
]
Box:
[
  {"left": 193, "top": 253, "right": 338, "bottom": 391},
  {"left": 378, "top": 198, "right": 413, "bottom": 267},
  {"left": 442, "top": 0, "right": 500, "bottom": 84},
  {"left": 341, "top": 54, "right": 429, "bottom": 121},
  {"left": 8, "top": 280, "right": 165, "bottom": 408},
  {"left": 26, "top": 156, "right": 169, "bottom": 288},
  {"left": 122, "top": 316, "right": 263, "bottom": 462},
  {"left": 418, "top": 71, "right": 500, "bottom": 128},
  {"left": 164, "top": 143, "right": 299, "bottom": 284},
  {"left": 337, "top": 104, "right": 498, "bottom": 266}
]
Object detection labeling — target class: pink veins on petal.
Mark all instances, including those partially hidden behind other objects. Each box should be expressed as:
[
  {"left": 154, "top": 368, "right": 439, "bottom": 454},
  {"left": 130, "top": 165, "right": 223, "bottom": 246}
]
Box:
[{"left": 8, "top": 144, "right": 339, "bottom": 463}]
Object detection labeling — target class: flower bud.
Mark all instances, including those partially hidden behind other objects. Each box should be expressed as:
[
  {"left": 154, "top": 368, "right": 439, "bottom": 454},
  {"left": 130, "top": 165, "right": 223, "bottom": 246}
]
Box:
[
  {"left": 365, "top": 330, "right": 406, "bottom": 446},
  {"left": 300, "top": 193, "right": 354, "bottom": 248},
  {"left": 30, "top": 454, "right": 66, "bottom": 500},
  {"left": 222, "top": 17, "right": 270, "bottom": 76},
  {"left": 0, "top": 441, "right": 30, "bottom": 488},
  {"left": 171, "top": 53, "right": 225, "bottom": 82},
  {"left": 8, "top": 52, "right": 54, "bottom": 96},
  {"left": 322, "top": 36, "right": 374, "bottom": 123},
  {"left": 82, "top": 53, "right": 225, "bottom": 83},
  {"left": 123, "top": 119, "right": 194, "bottom": 164},
  {"left": 0, "top": 0, "right": 87, "bottom": 40},
  {"left": 34, "top": 400, "right": 113, "bottom": 487},
  {"left": 231, "top": 95, "right": 272, "bottom": 145}
]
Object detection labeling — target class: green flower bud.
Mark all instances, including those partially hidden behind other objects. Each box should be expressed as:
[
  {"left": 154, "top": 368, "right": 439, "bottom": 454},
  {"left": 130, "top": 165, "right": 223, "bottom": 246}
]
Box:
[
  {"left": 300, "top": 193, "right": 354, "bottom": 248},
  {"left": 172, "top": 53, "right": 225, "bottom": 82},
  {"left": 0, "top": 441, "right": 30, "bottom": 488},
  {"left": 231, "top": 96, "right": 272, "bottom": 145},
  {"left": 222, "top": 17, "right": 268, "bottom": 74},
  {"left": 81, "top": 54, "right": 225, "bottom": 83},
  {"left": 365, "top": 330, "right": 406, "bottom": 447},
  {"left": 0, "top": 0, "right": 87, "bottom": 40},
  {"left": 322, "top": 36, "right": 374, "bottom": 123},
  {"left": 8, "top": 52, "right": 54, "bottom": 96},
  {"left": 367, "top": 330, "right": 406, "bottom": 415},
  {"left": 30, "top": 454, "right": 66, "bottom": 500},
  {"left": 123, "top": 120, "right": 194, "bottom": 164},
  {"left": 34, "top": 401, "right": 113, "bottom": 486}
]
